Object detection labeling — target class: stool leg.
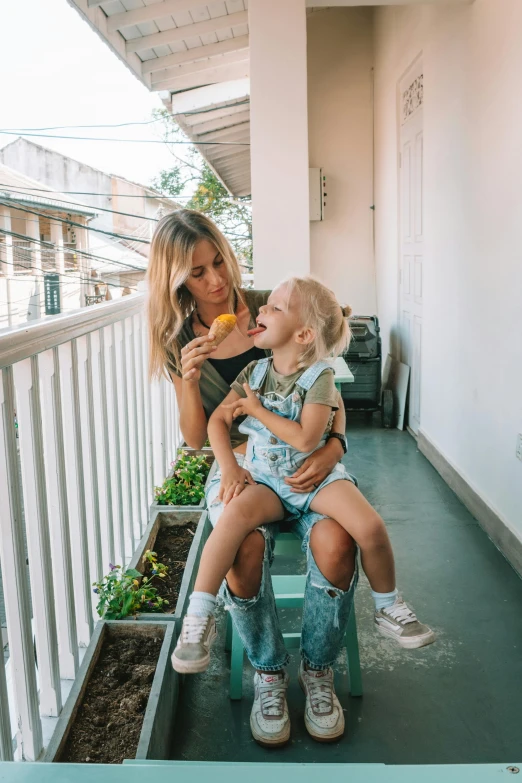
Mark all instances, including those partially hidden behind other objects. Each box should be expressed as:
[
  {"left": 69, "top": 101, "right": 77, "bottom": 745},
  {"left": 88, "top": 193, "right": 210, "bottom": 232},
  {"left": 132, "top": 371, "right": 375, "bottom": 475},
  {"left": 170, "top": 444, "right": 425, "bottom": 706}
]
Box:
[
  {"left": 225, "top": 611, "right": 232, "bottom": 652},
  {"left": 345, "top": 609, "right": 363, "bottom": 697},
  {"left": 229, "top": 621, "right": 244, "bottom": 700}
]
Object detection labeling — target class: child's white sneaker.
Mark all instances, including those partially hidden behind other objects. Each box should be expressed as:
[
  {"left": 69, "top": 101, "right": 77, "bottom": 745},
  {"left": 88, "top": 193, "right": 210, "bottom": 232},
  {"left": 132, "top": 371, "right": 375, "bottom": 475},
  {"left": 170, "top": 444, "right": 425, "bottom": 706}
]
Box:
[
  {"left": 375, "top": 597, "right": 435, "bottom": 649},
  {"left": 171, "top": 614, "right": 217, "bottom": 673}
]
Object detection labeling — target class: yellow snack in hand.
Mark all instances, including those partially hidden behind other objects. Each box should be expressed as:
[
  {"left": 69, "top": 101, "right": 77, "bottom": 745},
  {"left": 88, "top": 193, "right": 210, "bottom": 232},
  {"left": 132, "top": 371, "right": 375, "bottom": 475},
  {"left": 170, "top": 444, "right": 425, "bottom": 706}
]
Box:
[{"left": 208, "top": 313, "right": 237, "bottom": 347}]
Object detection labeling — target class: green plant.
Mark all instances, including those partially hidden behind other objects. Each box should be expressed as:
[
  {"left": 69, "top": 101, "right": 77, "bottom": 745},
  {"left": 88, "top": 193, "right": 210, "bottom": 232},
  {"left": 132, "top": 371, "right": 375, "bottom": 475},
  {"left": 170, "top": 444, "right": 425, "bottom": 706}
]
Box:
[
  {"left": 154, "top": 451, "right": 210, "bottom": 506},
  {"left": 93, "top": 552, "right": 169, "bottom": 619}
]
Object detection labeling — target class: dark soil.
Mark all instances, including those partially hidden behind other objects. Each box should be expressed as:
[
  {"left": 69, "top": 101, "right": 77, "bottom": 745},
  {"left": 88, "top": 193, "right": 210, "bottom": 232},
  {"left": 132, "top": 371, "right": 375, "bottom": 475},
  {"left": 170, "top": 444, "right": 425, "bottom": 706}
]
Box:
[
  {"left": 60, "top": 630, "right": 163, "bottom": 764},
  {"left": 144, "top": 522, "right": 198, "bottom": 611}
]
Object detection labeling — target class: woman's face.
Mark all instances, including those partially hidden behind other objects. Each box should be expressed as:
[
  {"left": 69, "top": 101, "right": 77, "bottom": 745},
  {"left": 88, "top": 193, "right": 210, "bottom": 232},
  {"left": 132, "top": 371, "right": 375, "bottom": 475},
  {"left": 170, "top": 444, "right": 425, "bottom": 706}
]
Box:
[{"left": 183, "top": 239, "right": 230, "bottom": 305}]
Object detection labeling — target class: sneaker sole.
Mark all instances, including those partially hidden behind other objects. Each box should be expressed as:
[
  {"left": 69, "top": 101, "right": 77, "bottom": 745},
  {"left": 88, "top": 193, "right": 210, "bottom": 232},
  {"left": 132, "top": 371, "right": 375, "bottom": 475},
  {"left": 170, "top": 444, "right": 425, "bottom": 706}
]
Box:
[
  {"left": 298, "top": 671, "right": 345, "bottom": 743},
  {"left": 250, "top": 713, "right": 291, "bottom": 748},
  {"left": 375, "top": 623, "right": 436, "bottom": 649},
  {"left": 170, "top": 627, "right": 218, "bottom": 674}
]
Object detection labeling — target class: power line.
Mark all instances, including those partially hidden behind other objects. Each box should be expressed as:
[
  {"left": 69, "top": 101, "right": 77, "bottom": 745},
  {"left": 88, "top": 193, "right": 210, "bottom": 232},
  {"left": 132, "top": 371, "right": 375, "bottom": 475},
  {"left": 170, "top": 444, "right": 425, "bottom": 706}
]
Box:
[
  {"left": 0, "top": 131, "right": 249, "bottom": 146},
  {"left": 0, "top": 102, "right": 250, "bottom": 131},
  {"left": 0, "top": 227, "right": 148, "bottom": 273},
  {"left": 0, "top": 200, "right": 150, "bottom": 245},
  {"left": 0, "top": 186, "right": 164, "bottom": 222}
]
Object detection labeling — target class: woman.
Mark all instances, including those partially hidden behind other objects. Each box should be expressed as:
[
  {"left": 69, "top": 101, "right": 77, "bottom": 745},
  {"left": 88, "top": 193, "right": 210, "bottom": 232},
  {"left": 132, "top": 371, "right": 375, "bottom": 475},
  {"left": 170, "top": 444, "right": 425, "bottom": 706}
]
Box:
[{"left": 148, "top": 210, "right": 362, "bottom": 747}]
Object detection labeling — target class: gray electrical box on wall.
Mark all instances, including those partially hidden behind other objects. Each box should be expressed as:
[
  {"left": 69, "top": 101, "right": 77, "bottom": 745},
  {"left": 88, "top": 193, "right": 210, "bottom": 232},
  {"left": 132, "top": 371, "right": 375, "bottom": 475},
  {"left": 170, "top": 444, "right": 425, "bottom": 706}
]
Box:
[{"left": 309, "top": 167, "right": 326, "bottom": 221}]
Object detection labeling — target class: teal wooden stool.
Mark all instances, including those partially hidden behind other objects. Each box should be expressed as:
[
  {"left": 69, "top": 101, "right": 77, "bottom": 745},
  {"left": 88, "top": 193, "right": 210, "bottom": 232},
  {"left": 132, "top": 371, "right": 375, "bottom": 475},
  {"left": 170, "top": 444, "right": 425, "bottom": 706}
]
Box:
[{"left": 225, "top": 531, "right": 363, "bottom": 700}]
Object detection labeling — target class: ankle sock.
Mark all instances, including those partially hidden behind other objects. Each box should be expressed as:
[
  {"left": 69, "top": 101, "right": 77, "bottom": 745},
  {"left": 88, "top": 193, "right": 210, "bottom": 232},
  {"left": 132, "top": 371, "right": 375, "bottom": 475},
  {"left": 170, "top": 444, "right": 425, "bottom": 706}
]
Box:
[
  {"left": 372, "top": 588, "right": 399, "bottom": 612},
  {"left": 187, "top": 591, "right": 216, "bottom": 618}
]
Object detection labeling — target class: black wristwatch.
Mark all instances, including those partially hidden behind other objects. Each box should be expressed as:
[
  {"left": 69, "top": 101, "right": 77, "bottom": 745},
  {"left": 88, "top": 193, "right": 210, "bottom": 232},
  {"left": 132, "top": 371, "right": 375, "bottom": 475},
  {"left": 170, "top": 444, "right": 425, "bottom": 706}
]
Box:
[{"left": 327, "top": 432, "right": 347, "bottom": 455}]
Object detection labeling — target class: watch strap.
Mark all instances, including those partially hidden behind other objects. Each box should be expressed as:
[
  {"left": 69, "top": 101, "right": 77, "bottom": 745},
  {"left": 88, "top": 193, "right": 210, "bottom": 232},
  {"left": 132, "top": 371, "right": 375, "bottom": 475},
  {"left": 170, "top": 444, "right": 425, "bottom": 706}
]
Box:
[{"left": 327, "top": 432, "right": 347, "bottom": 454}]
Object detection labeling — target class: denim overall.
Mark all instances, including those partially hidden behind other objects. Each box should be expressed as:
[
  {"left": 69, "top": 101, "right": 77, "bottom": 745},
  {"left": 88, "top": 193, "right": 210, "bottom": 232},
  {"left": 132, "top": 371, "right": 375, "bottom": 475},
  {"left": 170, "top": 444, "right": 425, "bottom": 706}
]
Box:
[
  {"left": 206, "top": 357, "right": 359, "bottom": 671},
  {"left": 239, "top": 357, "right": 354, "bottom": 515}
]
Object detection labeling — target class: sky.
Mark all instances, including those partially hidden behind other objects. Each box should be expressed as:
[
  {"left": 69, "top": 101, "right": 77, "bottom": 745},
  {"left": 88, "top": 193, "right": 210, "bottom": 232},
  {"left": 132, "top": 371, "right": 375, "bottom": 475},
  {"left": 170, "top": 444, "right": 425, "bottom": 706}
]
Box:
[{"left": 0, "top": 0, "right": 178, "bottom": 187}]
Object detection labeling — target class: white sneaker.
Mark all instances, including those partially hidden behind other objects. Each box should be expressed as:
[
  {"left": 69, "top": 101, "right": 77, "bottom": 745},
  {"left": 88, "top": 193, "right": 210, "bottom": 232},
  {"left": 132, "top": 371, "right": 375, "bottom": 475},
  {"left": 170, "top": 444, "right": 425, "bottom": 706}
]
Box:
[
  {"left": 250, "top": 671, "right": 291, "bottom": 747},
  {"left": 375, "top": 597, "right": 436, "bottom": 649},
  {"left": 171, "top": 614, "right": 217, "bottom": 674},
  {"left": 298, "top": 662, "right": 345, "bottom": 742}
]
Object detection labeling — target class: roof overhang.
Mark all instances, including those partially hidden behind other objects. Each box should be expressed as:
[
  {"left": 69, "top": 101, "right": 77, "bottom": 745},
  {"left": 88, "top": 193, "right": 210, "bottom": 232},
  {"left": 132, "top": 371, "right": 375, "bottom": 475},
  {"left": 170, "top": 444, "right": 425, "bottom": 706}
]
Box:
[{"left": 67, "top": 0, "right": 252, "bottom": 197}]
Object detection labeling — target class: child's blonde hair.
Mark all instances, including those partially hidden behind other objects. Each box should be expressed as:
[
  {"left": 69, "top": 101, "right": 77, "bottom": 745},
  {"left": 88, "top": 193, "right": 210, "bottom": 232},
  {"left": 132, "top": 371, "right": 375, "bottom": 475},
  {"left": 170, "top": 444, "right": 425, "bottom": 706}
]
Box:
[{"left": 281, "top": 276, "right": 352, "bottom": 369}]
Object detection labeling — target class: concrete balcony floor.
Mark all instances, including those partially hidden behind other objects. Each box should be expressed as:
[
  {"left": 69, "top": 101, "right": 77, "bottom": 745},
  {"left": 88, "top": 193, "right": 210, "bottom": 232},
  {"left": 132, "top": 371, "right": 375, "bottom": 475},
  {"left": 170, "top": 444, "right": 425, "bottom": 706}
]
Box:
[{"left": 170, "top": 415, "right": 522, "bottom": 765}]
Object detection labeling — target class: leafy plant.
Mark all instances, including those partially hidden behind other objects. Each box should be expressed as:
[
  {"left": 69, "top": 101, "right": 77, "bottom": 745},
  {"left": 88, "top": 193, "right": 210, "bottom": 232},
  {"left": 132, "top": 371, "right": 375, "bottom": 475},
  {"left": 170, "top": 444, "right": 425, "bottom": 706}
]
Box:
[
  {"left": 93, "top": 552, "right": 169, "bottom": 620},
  {"left": 154, "top": 451, "right": 210, "bottom": 506}
]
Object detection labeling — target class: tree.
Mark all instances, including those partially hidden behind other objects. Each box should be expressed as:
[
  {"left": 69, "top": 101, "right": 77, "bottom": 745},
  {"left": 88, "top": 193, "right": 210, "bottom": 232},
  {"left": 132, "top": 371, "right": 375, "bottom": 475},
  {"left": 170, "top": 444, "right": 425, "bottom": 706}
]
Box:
[{"left": 151, "top": 110, "right": 252, "bottom": 267}]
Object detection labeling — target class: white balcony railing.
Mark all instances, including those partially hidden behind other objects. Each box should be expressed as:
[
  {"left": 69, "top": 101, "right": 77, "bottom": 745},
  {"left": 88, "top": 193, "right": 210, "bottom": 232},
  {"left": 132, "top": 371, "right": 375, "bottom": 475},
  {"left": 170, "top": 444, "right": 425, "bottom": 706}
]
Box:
[{"left": 0, "top": 294, "right": 180, "bottom": 761}]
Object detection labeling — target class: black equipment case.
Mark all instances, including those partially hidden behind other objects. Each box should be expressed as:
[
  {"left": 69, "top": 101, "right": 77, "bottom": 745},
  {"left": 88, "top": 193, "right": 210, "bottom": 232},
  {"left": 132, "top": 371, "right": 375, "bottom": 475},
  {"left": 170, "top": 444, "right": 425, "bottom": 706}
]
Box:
[{"left": 340, "top": 315, "right": 382, "bottom": 410}]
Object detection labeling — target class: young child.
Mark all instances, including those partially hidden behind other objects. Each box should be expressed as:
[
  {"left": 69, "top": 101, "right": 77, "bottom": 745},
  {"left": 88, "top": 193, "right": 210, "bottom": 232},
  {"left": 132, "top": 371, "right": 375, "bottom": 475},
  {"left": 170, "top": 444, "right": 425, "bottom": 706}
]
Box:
[{"left": 171, "top": 276, "right": 435, "bottom": 674}]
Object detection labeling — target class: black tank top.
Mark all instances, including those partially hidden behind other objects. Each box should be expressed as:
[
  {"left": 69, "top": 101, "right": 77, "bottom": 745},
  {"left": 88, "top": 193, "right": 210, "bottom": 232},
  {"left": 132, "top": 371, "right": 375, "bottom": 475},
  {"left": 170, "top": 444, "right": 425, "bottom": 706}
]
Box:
[{"left": 208, "top": 346, "right": 266, "bottom": 387}]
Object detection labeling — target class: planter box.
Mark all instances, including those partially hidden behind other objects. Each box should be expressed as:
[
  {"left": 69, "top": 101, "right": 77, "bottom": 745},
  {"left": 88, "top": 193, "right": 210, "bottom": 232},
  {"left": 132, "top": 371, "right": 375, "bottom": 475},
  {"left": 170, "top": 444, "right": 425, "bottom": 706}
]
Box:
[
  {"left": 123, "top": 509, "right": 212, "bottom": 625},
  {"left": 152, "top": 458, "right": 218, "bottom": 514},
  {"left": 179, "top": 442, "right": 214, "bottom": 460},
  {"left": 45, "top": 620, "right": 177, "bottom": 763}
]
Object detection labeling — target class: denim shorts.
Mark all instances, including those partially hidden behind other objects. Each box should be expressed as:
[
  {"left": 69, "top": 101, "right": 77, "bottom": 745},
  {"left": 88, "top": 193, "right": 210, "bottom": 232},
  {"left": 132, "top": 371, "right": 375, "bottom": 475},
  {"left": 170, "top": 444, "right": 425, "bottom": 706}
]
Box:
[{"left": 206, "top": 453, "right": 356, "bottom": 555}]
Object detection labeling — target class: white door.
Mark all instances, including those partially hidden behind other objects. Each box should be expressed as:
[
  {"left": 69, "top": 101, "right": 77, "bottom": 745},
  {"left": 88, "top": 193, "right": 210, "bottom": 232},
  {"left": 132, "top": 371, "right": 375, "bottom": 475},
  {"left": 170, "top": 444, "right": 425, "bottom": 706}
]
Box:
[{"left": 399, "top": 62, "right": 424, "bottom": 434}]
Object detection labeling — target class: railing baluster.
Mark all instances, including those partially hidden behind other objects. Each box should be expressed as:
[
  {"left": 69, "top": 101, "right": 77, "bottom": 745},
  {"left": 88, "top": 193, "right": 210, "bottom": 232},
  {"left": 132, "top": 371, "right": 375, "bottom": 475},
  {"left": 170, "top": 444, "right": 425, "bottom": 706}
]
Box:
[
  {"left": 140, "top": 312, "right": 153, "bottom": 504},
  {"left": 132, "top": 315, "right": 147, "bottom": 528},
  {"left": 91, "top": 329, "right": 115, "bottom": 570},
  {"left": 38, "top": 349, "right": 78, "bottom": 680},
  {"left": 0, "top": 625, "right": 12, "bottom": 760},
  {"left": 0, "top": 368, "right": 41, "bottom": 760},
  {"left": 13, "top": 357, "right": 61, "bottom": 718},
  {"left": 76, "top": 335, "right": 103, "bottom": 587},
  {"left": 150, "top": 379, "right": 166, "bottom": 489},
  {"left": 59, "top": 340, "right": 93, "bottom": 647},
  {"left": 114, "top": 320, "right": 134, "bottom": 556},
  {"left": 124, "top": 318, "right": 141, "bottom": 542},
  {"left": 164, "top": 377, "right": 172, "bottom": 472},
  {"left": 106, "top": 325, "right": 125, "bottom": 567}
]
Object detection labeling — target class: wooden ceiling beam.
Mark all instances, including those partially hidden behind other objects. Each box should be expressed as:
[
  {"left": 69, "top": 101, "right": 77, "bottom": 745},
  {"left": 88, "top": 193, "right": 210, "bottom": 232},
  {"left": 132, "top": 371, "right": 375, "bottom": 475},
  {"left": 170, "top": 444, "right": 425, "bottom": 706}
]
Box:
[
  {"left": 126, "top": 10, "right": 248, "bottom": 55},
  {"left": 153, "top": 60, "right": 249, "bottom": 92},
  {"left": 108, "top": 0, "right": 215, "bottom": 32},
  {"left": 189, "top": 109, "right": 250, "bottom": 135},
  {"left": 142, "top": 35, "right": 249, "bottom": 75},
  {"left": 151, "top": 49, "right": 249, "bottom": 87},
  {"left": 196, "top": 122, "right": 250, "bottom": 141}
]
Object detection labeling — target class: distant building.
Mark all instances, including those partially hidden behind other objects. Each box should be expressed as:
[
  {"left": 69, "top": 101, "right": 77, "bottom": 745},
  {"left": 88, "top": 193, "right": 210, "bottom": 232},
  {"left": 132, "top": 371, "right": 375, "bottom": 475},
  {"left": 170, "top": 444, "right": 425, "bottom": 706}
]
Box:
[
  {"left": 0, "top": 138, "right": 179, "bottom": 297},
  {"left": 0, "top": 163, "right": 95, "bottom": 328}
]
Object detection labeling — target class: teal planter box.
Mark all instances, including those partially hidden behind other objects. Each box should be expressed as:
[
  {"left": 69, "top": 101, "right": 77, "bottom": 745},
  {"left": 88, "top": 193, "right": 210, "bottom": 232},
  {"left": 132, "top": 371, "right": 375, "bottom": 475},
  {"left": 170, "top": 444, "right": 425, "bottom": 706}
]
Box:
[
  {"left": 44, "top": 620, "right": 177, "bottom": 763},
  {"left": 123, "top": 510, "right": 212, "bottom": 626}
]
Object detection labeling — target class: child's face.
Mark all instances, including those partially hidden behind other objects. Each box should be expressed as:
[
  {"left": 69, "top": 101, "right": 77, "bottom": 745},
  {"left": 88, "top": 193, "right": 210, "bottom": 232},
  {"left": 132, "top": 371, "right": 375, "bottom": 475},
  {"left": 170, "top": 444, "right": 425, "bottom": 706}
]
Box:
[{"left": 253, "top": 284, "right": 307, "bottom": 351}]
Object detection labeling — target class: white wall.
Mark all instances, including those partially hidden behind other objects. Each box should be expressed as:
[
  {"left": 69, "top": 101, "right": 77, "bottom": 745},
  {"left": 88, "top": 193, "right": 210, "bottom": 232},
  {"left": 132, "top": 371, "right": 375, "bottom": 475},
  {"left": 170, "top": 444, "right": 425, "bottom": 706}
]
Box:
[
  {"left": 373, "top": 0, "right": 522, "bottom": 540},
  {"left": 308, "top": 8, "right": 376, "bottom": 312}
]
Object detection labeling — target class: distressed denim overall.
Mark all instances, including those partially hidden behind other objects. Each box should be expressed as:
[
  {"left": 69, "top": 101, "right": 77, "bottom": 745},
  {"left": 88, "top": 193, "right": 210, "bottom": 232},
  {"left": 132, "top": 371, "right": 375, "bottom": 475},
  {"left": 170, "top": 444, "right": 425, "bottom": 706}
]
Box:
[{"left": 206, "top": 357, "right": 359, "bottom": 671}]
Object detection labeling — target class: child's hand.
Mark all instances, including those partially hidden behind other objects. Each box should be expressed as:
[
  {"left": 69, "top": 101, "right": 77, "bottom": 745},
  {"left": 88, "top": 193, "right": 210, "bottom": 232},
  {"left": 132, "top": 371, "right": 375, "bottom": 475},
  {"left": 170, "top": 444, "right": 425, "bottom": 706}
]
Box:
[
  {"left": 225, "top": 384, "right": 263, "bottom": 420},
  {"left": 218, "top": 465, "right": 256, "bottom": 506}
]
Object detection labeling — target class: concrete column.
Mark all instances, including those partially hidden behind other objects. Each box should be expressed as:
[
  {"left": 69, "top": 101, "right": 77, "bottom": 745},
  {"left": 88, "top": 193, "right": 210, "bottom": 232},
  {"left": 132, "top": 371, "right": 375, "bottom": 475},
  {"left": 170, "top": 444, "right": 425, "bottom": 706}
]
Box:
[
  {"left": 0, "top": 206, "right": 14, "bottom": 277},
  {"left": 249, "top": 0, "right": 310, "bottom": 289},
  {"left": 50, "top": 220, "right": 65, "bottom": 275},
  {"left": 25, "top": 214, "right": 43, "bottom": 319}
]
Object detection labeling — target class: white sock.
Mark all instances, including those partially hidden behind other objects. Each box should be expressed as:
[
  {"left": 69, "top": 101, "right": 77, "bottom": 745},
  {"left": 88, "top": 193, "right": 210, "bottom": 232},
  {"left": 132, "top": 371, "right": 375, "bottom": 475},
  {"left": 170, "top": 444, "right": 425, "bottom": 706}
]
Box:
[
  {"left": 372, "top": 588, "right": 399, "bottom": 612},
  {"left": 187, "top": 591, "right": 216, "bottom": 618}
]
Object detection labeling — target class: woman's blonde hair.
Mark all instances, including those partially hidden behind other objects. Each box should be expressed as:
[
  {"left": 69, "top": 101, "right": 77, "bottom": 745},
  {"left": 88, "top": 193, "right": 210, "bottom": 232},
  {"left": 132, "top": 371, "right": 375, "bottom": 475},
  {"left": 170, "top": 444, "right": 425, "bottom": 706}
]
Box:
[
  {"left": 281, "top": 276, "right": 352, "bottom": 369},
  {"left": 147, "top": 209, "right": 243, "bottom": 379}
]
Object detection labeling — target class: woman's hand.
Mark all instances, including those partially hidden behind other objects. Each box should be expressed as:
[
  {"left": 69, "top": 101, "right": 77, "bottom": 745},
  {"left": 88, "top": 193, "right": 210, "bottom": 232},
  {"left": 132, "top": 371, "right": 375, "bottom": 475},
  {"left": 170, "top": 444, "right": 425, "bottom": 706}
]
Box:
[
  {"left": 218, "top": 465, "right": 256, "bottom": 506},
  {"left": 180, "top": 335, "right": 217, "bottom": 381},
  {"left": 224, "top": 384, "right": 263, "bottom": 420},
  {"left": 284, "top": 440, "right": 342, "bottom": 494}
]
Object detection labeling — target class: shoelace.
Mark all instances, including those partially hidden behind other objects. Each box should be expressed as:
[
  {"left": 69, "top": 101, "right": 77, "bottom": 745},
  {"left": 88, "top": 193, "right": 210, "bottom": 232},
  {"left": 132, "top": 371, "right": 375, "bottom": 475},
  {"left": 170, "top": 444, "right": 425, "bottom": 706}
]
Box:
[
  {"left": 382, "top": 600, "right": 417, "bottom": 625},
  {"left": 182, "top": 615, "right": 209, "bottom": 644},
  {"left": 259, "top": 677, "right": 286, "bottom": 717},
  {"left": 306, "top": 674, "right": 334, "bottom": 714}
]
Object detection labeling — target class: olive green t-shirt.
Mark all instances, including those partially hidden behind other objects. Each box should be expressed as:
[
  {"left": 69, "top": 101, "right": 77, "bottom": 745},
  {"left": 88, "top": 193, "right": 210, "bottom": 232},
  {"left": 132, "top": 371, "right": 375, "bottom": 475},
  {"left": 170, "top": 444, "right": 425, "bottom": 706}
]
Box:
[{"left": 231, "top": 359, "right": 339, "bottom": 411}]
